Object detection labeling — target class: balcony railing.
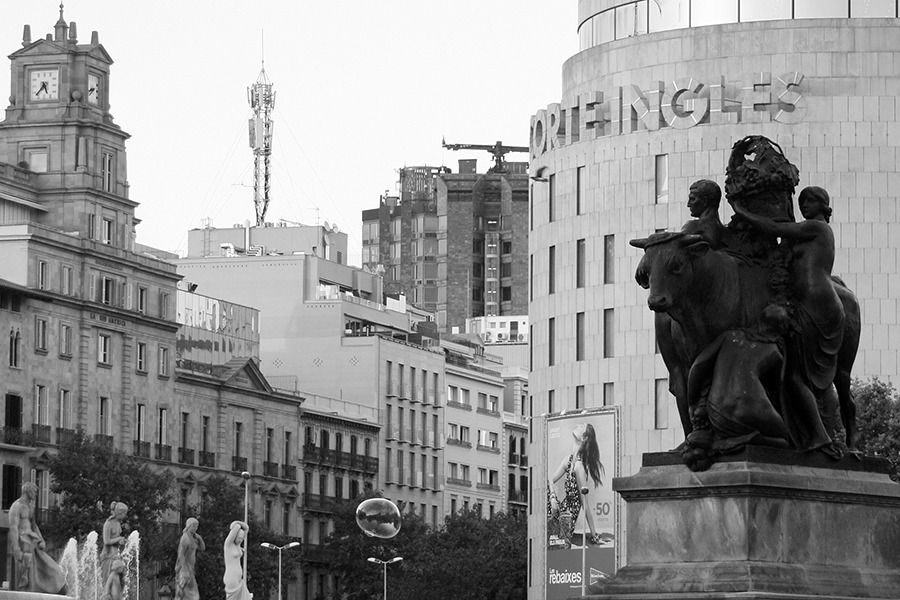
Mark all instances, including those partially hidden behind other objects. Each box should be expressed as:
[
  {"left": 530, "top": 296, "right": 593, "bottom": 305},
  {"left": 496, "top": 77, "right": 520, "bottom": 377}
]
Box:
[
  {"left": 301, "top": 493, "right": 332, "bottom": 511},
  {"left": 263, "top": 461, "right": 280, "bottom": 478},
  {"left": 199, "top": 450, "right": 216, "bottom": 468},
  {"left": 133, "top": 440, "right": 151, "bottom": 458},
  {"left": 155, "top": 444, "right": 172, "bottom": 462},
  {"left": 35, "top": 507, "right": 60, "bottom": 527},
  {"left": 476, "top": 407, "right": 501, "bottom": 418},
  {"left": 446, "top": 400, "right": 472, "bottom": 411},
  {"left": 282, "top": 464, "right": 297, "bottom": 480},
  {"left": 178, "top": 447, "right": 195, "bottom": 465},
  {"left": 56, "top": 427, "right": 76, "bottom": 446},
  {"left": 446, "top": 438, "right": 472, "bottom": 448},
  {"left": 477, "top": 443, "right": 500, "bottom": 454},
  {"left": 303, "top": 446, "right": 378, "bottom": 474},
  {"left": 508, "top": 489, "right": 528, "bottom": 503},
  {"left": 94, "top": 434, "right": 114, "bottom": 448},
  {"left": 446, "top": 477, "right": 471, "bottom": 487},
  {"left": 0, "top": 426, "right": 34, "bottom": 447},
  {"left": 508, "top": 453, "right": 519, "bottom": 466},
  {"left": 232, "top": 456, "right": 248, "bottom": 472},
  {"left": 477, "top": 482, "right": 501, "bottom": 492},
  {"left": 519, "top": 455, "right": 529, "bottom": 467},
  {"left": 32, "top": 424, "right": 52, "bottom": 444}
]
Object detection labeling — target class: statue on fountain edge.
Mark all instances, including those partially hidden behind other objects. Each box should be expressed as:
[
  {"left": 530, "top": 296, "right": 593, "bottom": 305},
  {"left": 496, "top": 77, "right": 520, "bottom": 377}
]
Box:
[{"left": 8, "top": 481, "right": 67, "bottom": 594}]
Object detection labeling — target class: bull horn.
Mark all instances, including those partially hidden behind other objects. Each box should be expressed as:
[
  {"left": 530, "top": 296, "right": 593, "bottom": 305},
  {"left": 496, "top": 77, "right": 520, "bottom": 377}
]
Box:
[
  {"left": 677, "top": 234, "right": 705, "bottom": 247},
  {"left": 630, "top": 237, "right": 649, "bottom": 249}
]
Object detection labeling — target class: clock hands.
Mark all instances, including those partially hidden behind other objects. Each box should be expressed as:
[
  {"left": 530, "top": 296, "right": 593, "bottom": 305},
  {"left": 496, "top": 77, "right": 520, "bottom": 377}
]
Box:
[{"left": 36, "top": 81, "right": 49, "bottom": 97}]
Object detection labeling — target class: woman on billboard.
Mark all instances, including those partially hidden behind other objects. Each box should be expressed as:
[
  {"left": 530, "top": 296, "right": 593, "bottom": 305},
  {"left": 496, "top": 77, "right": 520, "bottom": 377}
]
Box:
[{"left": 548, "top": 423, "right": 605, "bottom": 546}]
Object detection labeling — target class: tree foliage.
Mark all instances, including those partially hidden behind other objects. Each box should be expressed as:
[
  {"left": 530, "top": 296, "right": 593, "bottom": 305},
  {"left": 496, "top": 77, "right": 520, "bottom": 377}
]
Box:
[
  {"left": 851, "top": 377, "right": 900, "bottom": 480},
  {"left": 323, "top": 492, "right": 527, "bottom": 600},
  {"left": 190, "top": 475, "right": 301, "bottom": 600},
  {"left": 46, "top": 430, "right": 176, "bottom": 563}
]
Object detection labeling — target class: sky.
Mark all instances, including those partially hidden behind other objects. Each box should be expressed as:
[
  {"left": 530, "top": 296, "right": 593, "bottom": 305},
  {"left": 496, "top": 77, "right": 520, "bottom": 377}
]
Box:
[{"left": 4, "top": 1, "right": 576, "bottom": 264}]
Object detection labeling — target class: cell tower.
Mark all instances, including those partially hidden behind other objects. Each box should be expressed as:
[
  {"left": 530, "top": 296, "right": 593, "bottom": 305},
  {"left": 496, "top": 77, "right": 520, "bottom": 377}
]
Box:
[{"left": 248, "top": 61, "right": 275, "bottom": 226}]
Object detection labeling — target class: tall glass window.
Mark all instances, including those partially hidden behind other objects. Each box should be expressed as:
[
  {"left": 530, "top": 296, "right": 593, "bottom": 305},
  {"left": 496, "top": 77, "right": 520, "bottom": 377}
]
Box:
[
  {"left": 655, "top": 155, "right": 669, "bottom": 204},
  {"left": 576, "top": 239, "right": 586, "bottom": 288},
  {"left": 692, "top": 0, "right": 739, "bottom": 25},
  {"left": 604, "top": 235, "right": 615, "bottom": 284},
  {"left": 740, "top": 0, "right": 791, "bottom": 22}
]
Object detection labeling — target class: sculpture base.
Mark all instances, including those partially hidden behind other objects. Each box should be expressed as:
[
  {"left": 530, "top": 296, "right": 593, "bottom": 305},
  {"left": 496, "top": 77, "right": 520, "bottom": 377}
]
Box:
[{"left": 586, "top": 447, "right": 900, "bottom": 600}]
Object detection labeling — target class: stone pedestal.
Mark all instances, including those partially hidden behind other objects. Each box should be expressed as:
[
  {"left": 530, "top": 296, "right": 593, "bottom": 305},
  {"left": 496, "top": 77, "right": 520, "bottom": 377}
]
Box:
[{"left": 587, "top": 447, "right": 900, "bottom": 600}]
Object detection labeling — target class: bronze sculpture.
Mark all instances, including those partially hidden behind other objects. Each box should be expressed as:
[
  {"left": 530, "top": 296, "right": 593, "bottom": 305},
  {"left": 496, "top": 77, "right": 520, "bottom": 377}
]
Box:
[{"left": 632, "top": 136, "right": 861, "bottom": 470}]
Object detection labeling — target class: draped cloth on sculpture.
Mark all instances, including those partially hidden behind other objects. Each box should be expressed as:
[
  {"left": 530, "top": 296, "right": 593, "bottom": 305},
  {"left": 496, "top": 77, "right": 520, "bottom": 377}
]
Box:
[
  {"left": 225, "top": 579, "right": 251, "bottom": 600},
  {"left": 175, "top": 531, "right": 201, "bottom": 600},
  {"left": 19, "top": 539, "right": 67, "bottom": 594}
]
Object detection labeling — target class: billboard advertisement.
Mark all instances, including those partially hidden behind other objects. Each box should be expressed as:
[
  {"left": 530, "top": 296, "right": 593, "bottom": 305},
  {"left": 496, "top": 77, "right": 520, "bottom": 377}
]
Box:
[{"left": 545, "top": 408, "right": 618, "bottom": 599}]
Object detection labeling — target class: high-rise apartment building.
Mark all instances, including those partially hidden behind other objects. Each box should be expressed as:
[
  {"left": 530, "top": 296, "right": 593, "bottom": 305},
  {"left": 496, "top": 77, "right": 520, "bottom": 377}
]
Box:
[{"left": 362, "top": 161, "right": 530, "bottom": 332}]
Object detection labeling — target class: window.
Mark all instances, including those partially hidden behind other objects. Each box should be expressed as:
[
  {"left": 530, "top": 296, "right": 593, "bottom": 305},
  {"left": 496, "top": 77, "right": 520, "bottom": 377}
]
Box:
[
  {"left": 88, "top": 214, "right": 97, "bottom": 240},
  {"left": 576, "top": 312, "right": 585, "bottom": 361},
  {"left": 158, "top": 408, "right": 168, "bottom": 445},
  {"left": 603, "top": 309, "right": 615, "bottom": 358},
  {"left": 59, "top": 323, "right": 72, "bottom": 356},
  {"left": 576, "top": 239, "right": 586, "bottom": 288},
  {"left": 136, "top": 342, "right": 147, "bottom": 372},
  {"left": 234, "top": 422, "right": 243, "bottom": 456},
  {"left": 548, "top": 173, "right": 556, "bottom": 222},
  {"left": 137, "top": 286, "right": 148, "bottom": 313},
  {"left": 548, "top": 246, "right": 556, "bottom": 294},
  {"left": 99, "top": 396, "right": 110, "bottom": 435},
  {"left": 604, "top": 234, "right": 615, "bottom": 284},
  {"left": 101, "top": 218, "right": 114, "bottom": 244},
  {"left": 548, "top": 317, "right": 555, "bottom": 366},
  {"left": 460, "top": 426, "right": 470, "bottom": 444},
  {"left": 266, "top": 428, "right": 275, "bottom": 462},
  {"left": 603, "top": 382, "right": 614, "bottom": 406},
  {"left": 101, "top": 276, "right": 115, "bottom": 305},
  {"left": 159, "top": 292, "right": 170, "bottom": 319},
  {"left": 529, "top": 255, "right": 534, "bottom": 301},
  {"left": 576, "top": 385, "right": 585, "bottom": 410},
  {"left": 33, "top": 384, "right": 48, "bottom": 425},
  {"left": 548, "top": 390, "right": 555, "bottom": 414},
  {"left": 98, "top": 332, "right": 111, "bottom": 364},
  {"left": 655, "top": 378, "right": 669, "bottom": 429},
  {"left": 61, "top": 266, "right": 73, "bottom": 295},
  {"left": 102, "top": 151, "right": 114, "bottom": 192},
  {"left": 181, "top": 412, "right": 190, "bottom": 447},
  {"left": 136, "top": 404, "right": 146, "bottom": 441},
  {"left": 448, "top": 423, "right": 459, "bottom": 441},
  {"left": 655, "top": 154, "right": 668, "bottom": 204},
  {"left": 282, "top": 502, "right": 291, "bottom": 536},
  {"left": 201, "top": 416, "right": 210, "bottom": 452},
  {"left": 37, "top": 260, "right": 49, "bottom": 290},
  {"left": 35, "top": 317, "right": 48, "bottom": 351},
  {"left": 9, "top": 329, "right": 20, "bottom": 367},
  {"left": 158, "top": 346, "right": 169, "bottom": 376},
  {"left": 58, "top": 389, "right": 71, "bottom": 429},
  {"left": 576, "top": 166, "right": 586, "bottom": 215},
  {"left": 284, "top": 431, "right": 292, "bottom": 462}
]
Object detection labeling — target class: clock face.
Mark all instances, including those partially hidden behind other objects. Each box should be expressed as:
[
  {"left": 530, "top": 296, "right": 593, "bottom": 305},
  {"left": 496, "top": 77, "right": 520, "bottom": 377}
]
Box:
[
  {"left": 30, "top": 69, "right": 59, "bottom": 101},
  {"left": 88, "top": 74, "right": 101, "bottom": 105}
]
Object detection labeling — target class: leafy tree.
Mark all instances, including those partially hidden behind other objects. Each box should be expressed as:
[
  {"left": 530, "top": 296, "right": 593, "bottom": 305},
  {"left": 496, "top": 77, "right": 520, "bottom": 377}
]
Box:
[
  {"left": 323, "top": 495, "right": 526, "bottom": 600},
  {"left": 46, "top": 429, "right": 176, "bottom": 563},
  {"left": 191, "top": 475, "right": 301, "bottom": 600},
  {"left": 851, "top": 377, "right": 900, "bottom": 480}
]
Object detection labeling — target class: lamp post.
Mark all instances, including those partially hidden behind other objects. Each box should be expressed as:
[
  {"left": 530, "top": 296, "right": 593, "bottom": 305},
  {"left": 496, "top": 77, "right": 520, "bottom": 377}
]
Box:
[
  {"left": 261, "top": 541, "right": 300, "bottom": 600},
  {"left": 241, "top": 471, "right": 251, "bottom": 582},
  {"left": 367, "top": 556, "right": 402, "bottom": 600}
]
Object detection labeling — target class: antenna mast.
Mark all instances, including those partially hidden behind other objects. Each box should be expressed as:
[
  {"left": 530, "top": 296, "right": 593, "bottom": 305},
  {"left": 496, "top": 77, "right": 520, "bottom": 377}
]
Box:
[{"left": 248, "top": 35, "right": 275, "bottom": 226}]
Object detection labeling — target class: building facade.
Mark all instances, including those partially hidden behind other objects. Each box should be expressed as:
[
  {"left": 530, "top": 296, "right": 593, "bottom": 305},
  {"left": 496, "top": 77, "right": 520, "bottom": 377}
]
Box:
[
  {"left": 362, "top": 161, "right": 530, "bottom": 332},
  {"left": 527, "top": 2, "right": 900, "bottom": 597}
]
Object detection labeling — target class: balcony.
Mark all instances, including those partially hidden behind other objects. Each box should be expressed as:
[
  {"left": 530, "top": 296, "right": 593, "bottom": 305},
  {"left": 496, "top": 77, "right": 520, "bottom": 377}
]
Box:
[
  {"left": 446, "top": 438, "right": 472, "bottom": 448},
  {"left": 94, "top": 434, "right": 114, "bottom": 448},
  {"left": 232, "top": 456, "right": 248, "bottom": 472},
  {"left": 281, "top": 464, "right": 297, "bottom": 480},
  {"left": 446, "top": 477, "right": 471, "bottom": 488},
  {"left": 32, "top": 424, "right": 52, "bottom": 444},
  {"left": 301, "top": 493, "right": 332, "bottom": 511},
  {"left": 508, "top": 489, "right": 528, "bottom": 504},
  {"left": 477, "top": 482, "right": 501, "bottom": 492},
  {"left": 199, "top": 450, "right": 216, "bottom": 468},
  {"left": 446, "top": 400, "right": 472, "bottom": 411},
  {"left": 477, "top": 444, "right": 500, "bottom": 454},
  {"left": 155, "top": 444, "right": 172, "bottom": 462},
  {"left": 263, "top": 461, "right": 280, "bottom": 478},
  {"left": 35, "top": 507, "right": 60, "bottom": 528},
  {"left": 56, "top": 427, "right": 76, "bottom": 446},
  {"left": 476, "top": 407, "right": 501, "bottom": 418},
  {"left": 519, "top": 455, "right": 529, "bottom": 467},
  {"left": 178, "top": 447, "right": 195, "bottom": 465},
  {"left": 133, "top": 440, "right": 151, "bottom": 458},
  {"left": 0, "top": 426, "right": 34, "bottom": 447},
  {"left": 508, "top": 453, "right": 519, "bottom": 466}
]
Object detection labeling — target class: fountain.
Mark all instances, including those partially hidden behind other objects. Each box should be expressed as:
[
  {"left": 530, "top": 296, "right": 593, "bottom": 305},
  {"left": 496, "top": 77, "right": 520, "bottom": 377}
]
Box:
[{"left": 9, "top": 529, "right": 140, "bottom": 600}]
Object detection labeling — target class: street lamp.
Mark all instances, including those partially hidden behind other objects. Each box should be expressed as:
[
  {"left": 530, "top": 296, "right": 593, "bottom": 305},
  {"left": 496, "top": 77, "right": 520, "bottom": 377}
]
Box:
[
  {"left": 261, "top": 541, "right": 301, "bottom": 600},
  {"left": 241, "top": 471, "right": 251, "bottom": 581},
  {"left": 367, "top": 556, "right": 402, "bottom": 600}
]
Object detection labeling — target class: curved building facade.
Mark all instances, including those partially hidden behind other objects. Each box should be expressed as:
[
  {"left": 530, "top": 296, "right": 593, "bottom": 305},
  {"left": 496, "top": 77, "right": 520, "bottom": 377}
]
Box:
[{"left": 528, "top": 3, "right": 900, "bottom": 596}]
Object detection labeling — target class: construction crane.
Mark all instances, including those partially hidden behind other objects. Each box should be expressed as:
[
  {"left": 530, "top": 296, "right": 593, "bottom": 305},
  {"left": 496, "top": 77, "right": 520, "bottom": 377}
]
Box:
[{"left": 441, "top": 138, "right": 529, "bottom": 173}]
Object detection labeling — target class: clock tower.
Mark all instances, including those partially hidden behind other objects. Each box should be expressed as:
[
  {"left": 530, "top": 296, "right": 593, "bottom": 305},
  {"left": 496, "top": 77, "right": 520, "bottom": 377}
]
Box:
[{"left": 0, "top": 4, "right": 134, "bottom": 240}]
